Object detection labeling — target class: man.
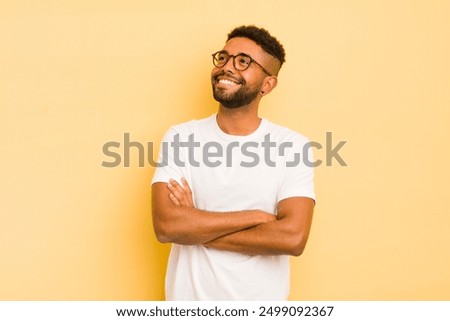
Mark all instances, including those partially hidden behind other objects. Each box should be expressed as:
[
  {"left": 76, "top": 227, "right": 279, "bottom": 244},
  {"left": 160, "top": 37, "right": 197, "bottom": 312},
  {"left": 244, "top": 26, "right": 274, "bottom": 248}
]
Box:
[{"left": 151, "top": 25, "right": 315, "bottom": 300}]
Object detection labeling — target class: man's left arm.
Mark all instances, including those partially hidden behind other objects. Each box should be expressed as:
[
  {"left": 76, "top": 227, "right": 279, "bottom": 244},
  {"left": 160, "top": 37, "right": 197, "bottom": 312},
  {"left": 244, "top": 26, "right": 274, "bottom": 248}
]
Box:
[
  {"left": 204, "top": 196, "right": 314, "bottom": 256},
  {"left": 168, "top": 177, "right": 314, "bottom": 256}
]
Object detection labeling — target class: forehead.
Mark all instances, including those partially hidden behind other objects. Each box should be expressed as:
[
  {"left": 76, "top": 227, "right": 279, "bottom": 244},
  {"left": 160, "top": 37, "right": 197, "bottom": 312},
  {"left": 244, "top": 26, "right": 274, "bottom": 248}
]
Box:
[{"left": 223, "top": 37, "right": 266, "bottom": 60}]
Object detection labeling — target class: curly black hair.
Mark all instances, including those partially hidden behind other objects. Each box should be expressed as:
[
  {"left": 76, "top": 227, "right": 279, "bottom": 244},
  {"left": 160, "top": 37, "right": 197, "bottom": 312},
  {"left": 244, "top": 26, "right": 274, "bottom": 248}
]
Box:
[{"left": 227, "top": 25, "right": 286, "bottom": 66}]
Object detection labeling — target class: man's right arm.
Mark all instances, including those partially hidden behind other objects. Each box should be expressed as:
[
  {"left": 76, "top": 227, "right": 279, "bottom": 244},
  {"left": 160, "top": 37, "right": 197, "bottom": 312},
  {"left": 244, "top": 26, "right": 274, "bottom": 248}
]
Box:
[{"left": 151, "top": 181, "right": 275, "bottom": 245}]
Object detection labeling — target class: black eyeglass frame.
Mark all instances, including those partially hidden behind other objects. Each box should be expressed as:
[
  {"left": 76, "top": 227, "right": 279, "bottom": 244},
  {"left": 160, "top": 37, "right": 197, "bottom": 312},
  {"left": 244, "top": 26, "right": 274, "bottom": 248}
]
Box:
[{"left": 211, "top": 50, "right": 273, "bottom": 77}]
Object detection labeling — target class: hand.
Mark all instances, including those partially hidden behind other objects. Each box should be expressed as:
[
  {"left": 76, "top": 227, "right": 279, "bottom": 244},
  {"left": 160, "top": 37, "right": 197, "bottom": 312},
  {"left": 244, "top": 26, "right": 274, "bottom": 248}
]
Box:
[{"left": 167, "top": 177, "right": 194, "bottom": 208}]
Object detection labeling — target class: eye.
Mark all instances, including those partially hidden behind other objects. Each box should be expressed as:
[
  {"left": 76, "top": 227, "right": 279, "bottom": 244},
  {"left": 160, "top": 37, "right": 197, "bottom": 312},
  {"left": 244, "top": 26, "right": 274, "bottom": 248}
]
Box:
[
  {"left": 216, "top": 52, "right": 228, "bottom": 62},
  {"left": 236, "top": 55, "right": 251, "bottom": 67}
]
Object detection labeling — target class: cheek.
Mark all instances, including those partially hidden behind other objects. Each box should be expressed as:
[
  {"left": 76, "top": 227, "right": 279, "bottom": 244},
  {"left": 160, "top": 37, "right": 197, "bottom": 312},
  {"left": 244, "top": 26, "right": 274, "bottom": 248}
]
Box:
[
  {"left": 242, "top": 75, "right": 262, "bottom": 88},
  {"left": 211, "top": 67, "right": 222, "bottom": 77}
]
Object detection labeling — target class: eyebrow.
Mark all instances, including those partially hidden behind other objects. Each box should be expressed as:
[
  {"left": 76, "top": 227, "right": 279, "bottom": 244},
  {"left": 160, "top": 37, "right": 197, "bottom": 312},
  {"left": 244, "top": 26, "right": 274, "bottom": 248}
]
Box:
[{"left": 220, "top": 50, "right": 252, "bottom": 57}]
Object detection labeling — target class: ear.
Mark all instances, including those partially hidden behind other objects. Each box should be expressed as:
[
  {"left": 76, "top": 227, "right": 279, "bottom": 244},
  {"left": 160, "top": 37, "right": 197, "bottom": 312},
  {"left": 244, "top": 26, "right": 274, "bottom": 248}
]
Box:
[{"left": 260, "top": 76, "right": 278, "bottom": 96}]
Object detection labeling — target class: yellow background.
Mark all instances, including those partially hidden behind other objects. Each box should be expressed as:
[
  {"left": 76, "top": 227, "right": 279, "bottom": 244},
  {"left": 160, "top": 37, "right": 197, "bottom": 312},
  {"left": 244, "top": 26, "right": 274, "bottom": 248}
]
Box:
[{"left": 1, "top": 0, "right": 449, "bottom": 300}]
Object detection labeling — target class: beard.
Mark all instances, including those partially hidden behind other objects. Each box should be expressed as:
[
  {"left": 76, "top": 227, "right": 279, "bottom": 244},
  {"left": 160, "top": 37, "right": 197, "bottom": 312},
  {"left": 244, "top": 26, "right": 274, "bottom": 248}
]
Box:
[{"left": 212, "top": 75, "right": 261, "bottom": 109}]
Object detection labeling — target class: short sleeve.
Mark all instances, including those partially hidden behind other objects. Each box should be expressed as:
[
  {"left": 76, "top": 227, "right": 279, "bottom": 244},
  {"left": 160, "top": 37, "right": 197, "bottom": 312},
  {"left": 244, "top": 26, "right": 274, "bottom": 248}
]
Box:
[
  {"left": 151, "top": 127, "right": 188, "bottom": 185},
  {"left": 277, "top": 136, "right": 316, "bottom": 203}
]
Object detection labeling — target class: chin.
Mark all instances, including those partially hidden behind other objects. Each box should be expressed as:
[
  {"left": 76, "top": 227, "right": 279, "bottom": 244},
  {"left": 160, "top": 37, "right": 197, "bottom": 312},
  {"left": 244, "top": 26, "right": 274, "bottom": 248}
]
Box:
[
  {"left": 213, "top": 93, "right": 244, "bottom": 109},
  {"left": 222, "top": 104, "right": 245, "bottom": 109}
]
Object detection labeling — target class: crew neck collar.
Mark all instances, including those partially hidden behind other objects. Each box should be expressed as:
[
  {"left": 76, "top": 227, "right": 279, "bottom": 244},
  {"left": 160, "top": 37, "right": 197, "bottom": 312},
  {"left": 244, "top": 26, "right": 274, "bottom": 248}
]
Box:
[{"left": 211, "top": 113, "right": 267, "bottom": 141}]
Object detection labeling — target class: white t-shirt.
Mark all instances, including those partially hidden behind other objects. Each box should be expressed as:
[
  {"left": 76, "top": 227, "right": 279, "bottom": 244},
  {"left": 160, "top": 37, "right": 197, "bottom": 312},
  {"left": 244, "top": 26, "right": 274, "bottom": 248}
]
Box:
[{"left": 152, "top": 114, "right": 315, "bottom": 300}]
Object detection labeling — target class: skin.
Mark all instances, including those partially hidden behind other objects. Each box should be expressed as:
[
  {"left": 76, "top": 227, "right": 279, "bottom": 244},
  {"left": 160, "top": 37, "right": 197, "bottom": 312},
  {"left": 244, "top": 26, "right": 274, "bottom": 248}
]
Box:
[
  {"left": 151, "top": 37, "right": 315, "bottom": 256},
  {"left": 212, "top": 37, "right": 279, "bottom": 135},
  {"left": 152, "top": 178, "right": 276, "bottom": 245}
]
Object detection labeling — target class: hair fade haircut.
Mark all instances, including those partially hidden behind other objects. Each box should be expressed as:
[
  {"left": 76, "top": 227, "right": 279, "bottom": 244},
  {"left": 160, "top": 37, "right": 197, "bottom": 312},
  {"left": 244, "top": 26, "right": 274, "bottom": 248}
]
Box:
[{"left": 227, "top": 25, "right": 286, "bottom": 66}]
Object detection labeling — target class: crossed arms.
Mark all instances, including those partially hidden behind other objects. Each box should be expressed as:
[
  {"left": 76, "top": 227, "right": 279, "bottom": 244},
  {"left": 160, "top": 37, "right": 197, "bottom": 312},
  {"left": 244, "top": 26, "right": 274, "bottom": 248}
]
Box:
[{"left": 151, "top": 178, "right": 314, "bottom": 256}]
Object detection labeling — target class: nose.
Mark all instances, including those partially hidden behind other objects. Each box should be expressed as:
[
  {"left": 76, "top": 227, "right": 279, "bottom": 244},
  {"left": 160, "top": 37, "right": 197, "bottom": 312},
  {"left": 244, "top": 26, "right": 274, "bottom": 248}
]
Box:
[{"left": 221, "top": 56, "right": 237, "bottom": 73}]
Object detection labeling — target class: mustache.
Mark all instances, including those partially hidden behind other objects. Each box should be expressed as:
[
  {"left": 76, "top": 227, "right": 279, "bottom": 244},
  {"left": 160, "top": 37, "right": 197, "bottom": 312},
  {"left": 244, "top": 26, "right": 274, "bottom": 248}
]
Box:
[{"left": 212, "top": 70, "right": 244, "bottom": 84}]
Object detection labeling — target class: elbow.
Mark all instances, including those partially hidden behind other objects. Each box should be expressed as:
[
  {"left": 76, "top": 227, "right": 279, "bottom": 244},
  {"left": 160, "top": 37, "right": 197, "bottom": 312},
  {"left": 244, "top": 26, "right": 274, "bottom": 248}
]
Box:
[
  {"left": 152, "top": 205, "right": 179, "bottom": 243},
  {"left": 154, "top": 223, "right": 197, "bottom": 245},
  {"left": 153, "top": 224, "right": 172, "bottom": 243},
  {"left": 152, "top": 213, "right": 175, "bottom": 243},
  {"left": 290, "top": 244, "right": 305, "bottom": 257},
  {"left": 153, "top": 215, "right": 189, "bottom": 244},
  {"left": 155, "top": 230, "right": 171, "bottom": 244},
  {"left": 288, "top": 235, "right": 307, "bottom": 257}
]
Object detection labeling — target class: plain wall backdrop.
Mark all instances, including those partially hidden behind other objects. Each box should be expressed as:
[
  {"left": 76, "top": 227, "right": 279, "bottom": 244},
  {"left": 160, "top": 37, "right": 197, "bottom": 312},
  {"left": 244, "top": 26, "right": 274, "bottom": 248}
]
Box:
[{"left": 1, "top": 0, "right": 449, "bottom": 300}]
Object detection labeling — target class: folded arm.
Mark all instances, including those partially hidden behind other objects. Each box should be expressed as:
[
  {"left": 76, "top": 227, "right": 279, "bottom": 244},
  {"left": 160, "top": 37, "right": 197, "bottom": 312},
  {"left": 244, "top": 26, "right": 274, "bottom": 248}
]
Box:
[
  {"left": 163, "top": 178, "right": 315, "bottom": 256},
  {"left": 151, "top": 179, "right": 275, "bottom": 245},
  {"left": 204, "top": 196, "right": 315, "bottom": 256}
]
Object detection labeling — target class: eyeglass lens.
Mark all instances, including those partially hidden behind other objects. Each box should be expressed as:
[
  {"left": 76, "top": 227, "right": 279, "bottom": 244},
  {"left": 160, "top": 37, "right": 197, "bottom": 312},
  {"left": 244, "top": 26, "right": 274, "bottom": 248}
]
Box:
[{"left": 213, "top": 52, "right": 252, "bottom": 71}]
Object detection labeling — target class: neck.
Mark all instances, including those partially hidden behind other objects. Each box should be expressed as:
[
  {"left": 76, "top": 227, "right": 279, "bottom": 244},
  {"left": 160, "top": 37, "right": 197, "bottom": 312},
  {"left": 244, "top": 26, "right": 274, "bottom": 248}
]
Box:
[{"left": 216, "top": 103, "right": 261, "bottom": 136}]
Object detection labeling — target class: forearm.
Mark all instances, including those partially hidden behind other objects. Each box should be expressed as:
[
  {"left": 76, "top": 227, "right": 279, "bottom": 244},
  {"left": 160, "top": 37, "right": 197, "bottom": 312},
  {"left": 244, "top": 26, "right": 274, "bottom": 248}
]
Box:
[
  {"left": 156, "top": 207, "right": 272, "bottom": 245},
  {"left": 204, "top": 219, "right": 307, "bottom": 256},
  {"left": 155, "top": 177, "right": 314, "bottom": 254}
]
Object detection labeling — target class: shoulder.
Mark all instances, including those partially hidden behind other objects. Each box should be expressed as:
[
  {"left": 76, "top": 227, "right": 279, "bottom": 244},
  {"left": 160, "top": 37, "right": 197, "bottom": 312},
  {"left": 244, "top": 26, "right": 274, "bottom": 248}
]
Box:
[
  {"left": 263, "top": 119, "right": 311, "bottom": 145},
  {"left": 166, "top": 114, "right": 215, "bottom": 137}
]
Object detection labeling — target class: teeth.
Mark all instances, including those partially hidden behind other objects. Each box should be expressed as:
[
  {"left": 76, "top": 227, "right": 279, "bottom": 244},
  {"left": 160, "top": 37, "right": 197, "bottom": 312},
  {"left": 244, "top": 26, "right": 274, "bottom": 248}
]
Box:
[{"left": 219, "top": 79, "right": 239, "bottom": 86}]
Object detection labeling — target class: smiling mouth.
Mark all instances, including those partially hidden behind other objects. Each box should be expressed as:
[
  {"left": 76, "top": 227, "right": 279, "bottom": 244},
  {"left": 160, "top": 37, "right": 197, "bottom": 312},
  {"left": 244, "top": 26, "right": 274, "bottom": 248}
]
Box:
[{"left": 219, "top": 79, "right": 239, "bottom": 86}]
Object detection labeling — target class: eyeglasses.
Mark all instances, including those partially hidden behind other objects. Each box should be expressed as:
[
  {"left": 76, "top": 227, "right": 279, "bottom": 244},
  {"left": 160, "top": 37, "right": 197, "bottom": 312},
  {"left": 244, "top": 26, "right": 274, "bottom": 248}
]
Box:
[{"left": 211, "top": 50, "right": 272, "bottom": 76}]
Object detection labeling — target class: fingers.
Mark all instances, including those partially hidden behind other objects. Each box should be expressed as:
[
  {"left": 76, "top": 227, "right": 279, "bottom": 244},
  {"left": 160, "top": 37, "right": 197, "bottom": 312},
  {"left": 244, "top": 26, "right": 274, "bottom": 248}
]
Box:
[
  {"left": 181, "top": 177, "right": 194, "bottom": 207},
  {"left": 168, "top": 179, "right": 185, "bottom": 197},
  {"left": 167, "top": 180, "right": 183, "bottom": 204},
  {"left": 169, "top": 193, "right": 181, "bottom": 206},
  {"left": 181, "top": 177, "right": 192, "bottom": 194},
  {"left": 167, "top": 178, "right": 193, "bottom": 207}
]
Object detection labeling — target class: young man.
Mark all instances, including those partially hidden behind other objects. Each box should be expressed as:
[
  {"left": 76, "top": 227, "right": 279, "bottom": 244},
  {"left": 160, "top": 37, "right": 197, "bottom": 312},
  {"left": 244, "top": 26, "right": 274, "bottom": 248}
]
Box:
[{"left": 151, "top": 25, "right": 315, "bottom": 300}]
